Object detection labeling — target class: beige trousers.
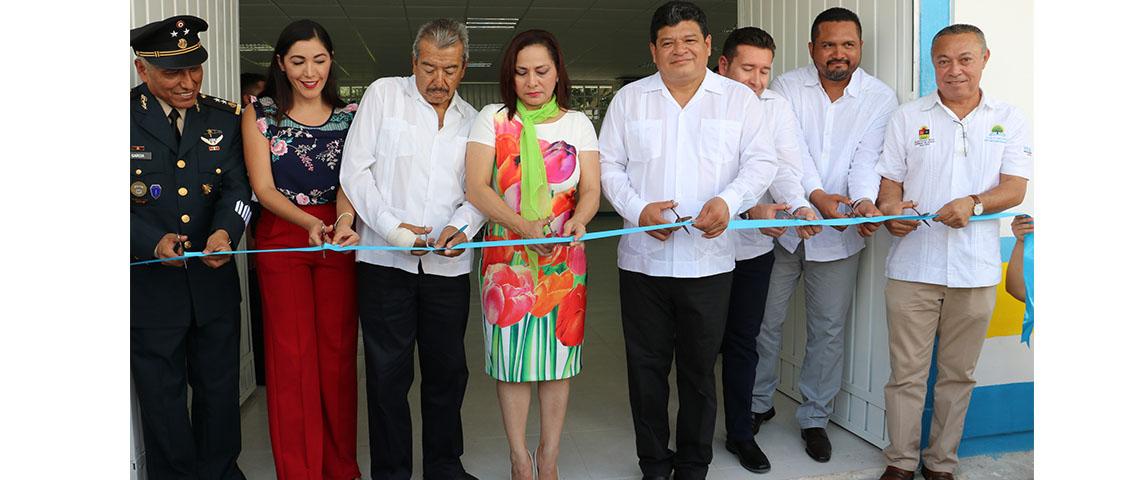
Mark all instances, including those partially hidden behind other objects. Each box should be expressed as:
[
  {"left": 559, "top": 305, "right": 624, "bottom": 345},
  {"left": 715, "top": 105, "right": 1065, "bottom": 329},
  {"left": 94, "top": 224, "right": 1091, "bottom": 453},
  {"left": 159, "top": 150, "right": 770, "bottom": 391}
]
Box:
[{"left": 882, "top": 279, "right": 996, "bottom": 472}]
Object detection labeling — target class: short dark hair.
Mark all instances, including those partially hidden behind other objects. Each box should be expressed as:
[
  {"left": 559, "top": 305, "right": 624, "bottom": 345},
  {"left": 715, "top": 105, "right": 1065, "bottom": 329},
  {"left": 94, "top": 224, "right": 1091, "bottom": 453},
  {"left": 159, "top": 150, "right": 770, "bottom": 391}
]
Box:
[
  {"left": 722, "top": 27, "right": 776, "bottom": 62},
  {"left": 240, "top": 73, "right": 266, "bottom": 95},
  {"left": 810, "top": 7, "right": 862, "bottom": 43},
  {"left": 932, "top": 23, "right": 988, "bottom": 53},
  {"left": 262, "top": 19, "right": 346, "bottom": 121},
  {"left": 650, "top": 1, "right": 709, "bottom": 44},
  {"left": 498, "top": 29, "right": 572, "bottom": 120}
]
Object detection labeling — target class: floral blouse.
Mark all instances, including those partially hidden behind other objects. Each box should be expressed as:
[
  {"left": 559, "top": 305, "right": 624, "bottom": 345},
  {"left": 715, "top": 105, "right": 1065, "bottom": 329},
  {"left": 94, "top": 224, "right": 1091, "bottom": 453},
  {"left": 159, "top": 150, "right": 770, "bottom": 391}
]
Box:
[{"left": 253, "top": 97, "right": 357, "bottom": 205}]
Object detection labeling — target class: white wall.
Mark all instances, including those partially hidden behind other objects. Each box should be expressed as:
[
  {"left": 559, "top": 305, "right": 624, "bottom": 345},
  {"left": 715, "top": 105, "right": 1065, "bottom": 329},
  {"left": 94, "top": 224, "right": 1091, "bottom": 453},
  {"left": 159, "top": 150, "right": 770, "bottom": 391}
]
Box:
[{"left": 954, "top": 0, "right": 1035, "bottom": 219}]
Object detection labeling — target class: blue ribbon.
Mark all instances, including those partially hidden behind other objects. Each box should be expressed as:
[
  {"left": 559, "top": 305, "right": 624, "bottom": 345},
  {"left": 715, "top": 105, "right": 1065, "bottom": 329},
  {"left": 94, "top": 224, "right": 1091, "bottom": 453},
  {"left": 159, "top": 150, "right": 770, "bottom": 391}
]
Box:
[
  {"left": 1021, "top": 233, "right": 1034, "bottom": 346},
  {"left": 131, "top": 212, "right": 1022, "bottom": 266}
]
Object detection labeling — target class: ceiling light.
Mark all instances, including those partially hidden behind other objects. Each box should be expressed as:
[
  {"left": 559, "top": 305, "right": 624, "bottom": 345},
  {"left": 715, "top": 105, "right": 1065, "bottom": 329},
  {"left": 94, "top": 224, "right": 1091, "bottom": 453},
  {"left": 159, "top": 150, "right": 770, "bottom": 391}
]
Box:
[
  {"left": 239, "top": 43, "right": 274, "bottom": 52},
  {"left": 466, "top": 17, "right": 518, "bottom": 29}
]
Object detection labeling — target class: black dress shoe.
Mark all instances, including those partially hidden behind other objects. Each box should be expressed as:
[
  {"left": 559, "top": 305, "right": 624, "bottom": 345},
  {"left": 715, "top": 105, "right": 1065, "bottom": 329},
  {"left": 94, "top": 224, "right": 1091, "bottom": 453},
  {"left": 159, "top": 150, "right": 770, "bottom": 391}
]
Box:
[
  {"left": 641, "top": 476, "right": 670, "bottom": 480},
  {"left": 458, "top": 473, "right": 479, "bottom": 480},
  {"left": 749, "top": 407, "right": 776, "bottom": 435},
  {"left": 725, "top": 438, "right": 771, "bottom": 474},
  {"left": 801, "top": 427, "right": 832, "bottom": 462}
]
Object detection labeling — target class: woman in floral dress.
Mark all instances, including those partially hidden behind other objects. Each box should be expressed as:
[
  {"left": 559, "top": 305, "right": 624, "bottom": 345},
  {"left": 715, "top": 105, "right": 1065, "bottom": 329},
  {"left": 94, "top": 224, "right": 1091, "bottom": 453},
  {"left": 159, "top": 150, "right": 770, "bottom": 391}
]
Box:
[
  {"left": 465, "top": 30, "right": 601, "bottom": 480},
  {"left": 240, "top": 19, "right": 362, "bottom": 480}
]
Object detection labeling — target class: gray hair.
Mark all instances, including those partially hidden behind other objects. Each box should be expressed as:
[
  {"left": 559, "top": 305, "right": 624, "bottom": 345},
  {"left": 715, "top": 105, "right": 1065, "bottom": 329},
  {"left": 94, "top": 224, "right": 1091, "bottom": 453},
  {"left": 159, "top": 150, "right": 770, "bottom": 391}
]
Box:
[
  {"left": 413, "top": 18, "right": 469, "bottom": 62},
  {"left": 932, "top": 23, "right": 987, "bottom": 53}
]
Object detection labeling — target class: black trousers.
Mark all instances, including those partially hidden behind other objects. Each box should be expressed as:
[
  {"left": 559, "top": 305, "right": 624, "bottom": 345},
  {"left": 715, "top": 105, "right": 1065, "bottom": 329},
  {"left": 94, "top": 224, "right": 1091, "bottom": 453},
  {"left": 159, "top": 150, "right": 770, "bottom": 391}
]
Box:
[
  {"left": 618, "top": 269, "right": 733, "bottom": 480},
  {"left": 721, "top": 251, "right": 777, "bottom": 441},
  {"left": 130, "top": 307, "right": 244, "bottom": 480},
  {"left": 357, "top": 262, "right": 472, "bottom": 480}
]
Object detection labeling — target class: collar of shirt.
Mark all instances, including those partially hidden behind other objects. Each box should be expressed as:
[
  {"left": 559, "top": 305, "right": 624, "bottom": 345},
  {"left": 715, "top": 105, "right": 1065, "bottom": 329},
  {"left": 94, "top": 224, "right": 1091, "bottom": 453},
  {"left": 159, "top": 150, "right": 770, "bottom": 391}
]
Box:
[
  {"left": 923, "top": 88, "right": 996, "bottom": 122},
  {"left": 640, "top": 69, "right": 728, "bottom": 106},
  {"left": 155, "top": 97, "right": 188, "bottom": 131},
  {"left": 401, "top": 75, "right": 472, "bottom": 123},
  {"left": 804, "top": 64, "right": 865, "bottom": 99}
]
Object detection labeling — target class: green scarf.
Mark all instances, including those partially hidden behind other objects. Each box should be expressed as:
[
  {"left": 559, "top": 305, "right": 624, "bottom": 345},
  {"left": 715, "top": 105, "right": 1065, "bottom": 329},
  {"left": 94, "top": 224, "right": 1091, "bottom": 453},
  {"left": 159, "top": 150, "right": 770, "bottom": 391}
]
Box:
[{"left": 515, "top": 97, "right": 560, "bottom": 279}]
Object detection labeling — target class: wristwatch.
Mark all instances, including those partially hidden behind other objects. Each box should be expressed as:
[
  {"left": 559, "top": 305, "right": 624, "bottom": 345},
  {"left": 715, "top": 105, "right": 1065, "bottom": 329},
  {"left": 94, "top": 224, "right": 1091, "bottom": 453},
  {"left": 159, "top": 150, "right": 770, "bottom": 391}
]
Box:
[
  {"left": 739, "top": 211, "right": 751, "bottom": 220},
  {"left": 969, "top": 194, "right": 984, "bottom": 215}
]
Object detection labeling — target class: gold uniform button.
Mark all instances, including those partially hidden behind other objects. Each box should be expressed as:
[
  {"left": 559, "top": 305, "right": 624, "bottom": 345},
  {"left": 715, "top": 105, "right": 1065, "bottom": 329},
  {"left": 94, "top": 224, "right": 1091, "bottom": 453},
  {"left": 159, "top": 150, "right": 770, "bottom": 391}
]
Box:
[
  {"left": 178, "top": 187, "right": 189, "bottom": 196},
  {"left": 181, "top": 214, "right": 191, "bottom": 223},
  {"left": 135, "top": 169, "right": 142, "bottom": 175},
  {"left": 177, "top": 160, "right": 187, "bottom": 169},
  {"left": 183, "top": 241, "right": 192, "bottom": 249},
  {"left": 215, "top": 168, "right": 222, "bottom": 174}
]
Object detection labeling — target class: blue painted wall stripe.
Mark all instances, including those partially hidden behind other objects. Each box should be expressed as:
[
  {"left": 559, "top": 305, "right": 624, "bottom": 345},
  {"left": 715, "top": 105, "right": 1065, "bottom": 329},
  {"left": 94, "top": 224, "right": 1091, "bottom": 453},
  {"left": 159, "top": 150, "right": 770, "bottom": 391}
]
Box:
[{"left": 919, "top": 0, "right": 953, "bottom": 96}]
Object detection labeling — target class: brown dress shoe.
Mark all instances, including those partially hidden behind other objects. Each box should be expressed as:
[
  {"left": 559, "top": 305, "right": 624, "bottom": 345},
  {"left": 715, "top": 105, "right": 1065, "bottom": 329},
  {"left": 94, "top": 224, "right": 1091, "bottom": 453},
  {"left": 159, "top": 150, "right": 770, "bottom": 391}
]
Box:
[
  {"left": 920, "top": 466, "right": 955, "bottom": 479},
  {"left": 879, "top": 465, "right": 914, "bottom": 480}
]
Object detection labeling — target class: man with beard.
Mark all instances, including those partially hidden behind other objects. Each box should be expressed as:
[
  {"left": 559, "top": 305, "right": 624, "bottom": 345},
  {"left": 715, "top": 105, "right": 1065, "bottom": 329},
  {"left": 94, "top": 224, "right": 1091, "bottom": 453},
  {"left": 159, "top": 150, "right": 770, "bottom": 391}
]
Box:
[{"left": 752, "top": 6, "right": 898, "bottom": 463}]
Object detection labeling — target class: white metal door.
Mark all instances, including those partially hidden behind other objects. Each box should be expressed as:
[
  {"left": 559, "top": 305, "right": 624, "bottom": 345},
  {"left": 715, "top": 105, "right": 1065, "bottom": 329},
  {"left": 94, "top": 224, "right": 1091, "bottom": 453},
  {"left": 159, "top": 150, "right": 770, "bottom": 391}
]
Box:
[{"left": 738, "top": 0, "right": 916, "bottom": 448}]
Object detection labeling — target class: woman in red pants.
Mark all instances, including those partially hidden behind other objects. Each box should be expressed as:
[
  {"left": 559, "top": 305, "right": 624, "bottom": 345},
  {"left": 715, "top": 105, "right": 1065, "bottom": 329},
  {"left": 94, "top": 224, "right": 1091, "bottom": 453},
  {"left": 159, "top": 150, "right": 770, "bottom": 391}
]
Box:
[{"left": 240, "top": 19, "right": 361, "bottom": 480}]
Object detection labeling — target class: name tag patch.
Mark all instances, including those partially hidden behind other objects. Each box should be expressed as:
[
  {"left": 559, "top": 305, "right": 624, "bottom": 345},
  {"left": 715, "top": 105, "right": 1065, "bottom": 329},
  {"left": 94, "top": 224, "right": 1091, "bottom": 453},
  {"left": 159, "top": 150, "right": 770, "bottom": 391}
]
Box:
[{"left": 130, "top": 151, "right": 152, "bottom": 160}]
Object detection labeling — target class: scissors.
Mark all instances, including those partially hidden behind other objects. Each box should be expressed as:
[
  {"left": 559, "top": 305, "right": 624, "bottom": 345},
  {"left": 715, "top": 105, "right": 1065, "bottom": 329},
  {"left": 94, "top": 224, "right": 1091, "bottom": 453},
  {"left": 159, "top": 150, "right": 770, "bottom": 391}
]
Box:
[
  {"left": 668, "top": 206, "right": 692, "bottom": 235},
  {"left": 905, "top": 206, "right": 932, "bottom": 227},
  {"left": 440, "top": 224, "right": 468, "bottom": 250}
]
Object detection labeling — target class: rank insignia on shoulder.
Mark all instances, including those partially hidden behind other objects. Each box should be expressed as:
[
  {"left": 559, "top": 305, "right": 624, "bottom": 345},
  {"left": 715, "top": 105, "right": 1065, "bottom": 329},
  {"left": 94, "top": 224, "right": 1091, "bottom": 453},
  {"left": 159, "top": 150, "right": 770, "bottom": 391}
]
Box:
[
  {"left": 139, "top": 94, "right": 148, "bottom": 110},
  {"left": 200, "top": 94, "right": 242, "bottom": 115}
]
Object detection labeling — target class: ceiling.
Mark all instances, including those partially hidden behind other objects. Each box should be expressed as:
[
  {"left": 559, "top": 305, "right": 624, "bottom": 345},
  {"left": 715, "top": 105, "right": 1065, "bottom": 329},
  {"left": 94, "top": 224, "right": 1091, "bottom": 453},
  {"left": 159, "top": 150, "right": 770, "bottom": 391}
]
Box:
[{"left": 238, "top": 0, "right": 739, "bottom": 85}]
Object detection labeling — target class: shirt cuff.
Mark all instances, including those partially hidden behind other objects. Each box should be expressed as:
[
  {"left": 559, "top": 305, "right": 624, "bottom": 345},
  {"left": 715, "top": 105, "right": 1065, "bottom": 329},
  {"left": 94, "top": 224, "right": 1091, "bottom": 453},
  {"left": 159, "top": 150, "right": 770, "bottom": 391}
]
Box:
[
  {"left": 376, "top": 210, "right": 401, "bottom": 241},
  {"left": 716, "top": 189, "right": 744, "bottom": 216},
  {"left": 624, "top": 197, "right": 650, "bottom": 226},
  {"left": 802, "top": 177, "right": 824, "bottom": 198}
]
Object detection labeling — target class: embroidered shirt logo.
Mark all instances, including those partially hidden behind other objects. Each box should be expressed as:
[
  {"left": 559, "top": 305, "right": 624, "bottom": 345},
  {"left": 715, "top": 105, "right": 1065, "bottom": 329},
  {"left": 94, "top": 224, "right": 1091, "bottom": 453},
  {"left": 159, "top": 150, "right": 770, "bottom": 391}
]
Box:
[
  {"left": 915, "top": 126, "right": 935, "bottom": 147},
  {"left": 985, "top": 124, "right": 1008, "bottom": 143}
]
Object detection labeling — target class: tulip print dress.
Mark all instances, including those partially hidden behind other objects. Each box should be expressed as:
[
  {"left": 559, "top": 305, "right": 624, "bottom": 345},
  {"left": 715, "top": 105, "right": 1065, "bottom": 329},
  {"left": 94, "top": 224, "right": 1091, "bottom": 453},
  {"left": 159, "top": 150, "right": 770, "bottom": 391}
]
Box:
[{"left": 468, "top": 104, "right": 599, "bottom": 382}]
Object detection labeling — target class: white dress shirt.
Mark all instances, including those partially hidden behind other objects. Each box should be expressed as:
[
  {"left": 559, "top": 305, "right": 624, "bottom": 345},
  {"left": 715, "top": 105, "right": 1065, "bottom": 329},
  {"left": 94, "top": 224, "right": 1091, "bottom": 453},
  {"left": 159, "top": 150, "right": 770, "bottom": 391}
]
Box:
[
  {"left": 875, "top": 92, "right": 1033, "bottom": 288},
  {"left": 340, "top": 76, "right": 485, "bottom": 276},
  {"left": 600, "top": 70, "right": 779, "bottom": 278},
  {"left": 733, "top": 89, "right": 811, "bottom": 261},
  {"left": 770, "top": 65, "right": 898, "bottom": 262}
]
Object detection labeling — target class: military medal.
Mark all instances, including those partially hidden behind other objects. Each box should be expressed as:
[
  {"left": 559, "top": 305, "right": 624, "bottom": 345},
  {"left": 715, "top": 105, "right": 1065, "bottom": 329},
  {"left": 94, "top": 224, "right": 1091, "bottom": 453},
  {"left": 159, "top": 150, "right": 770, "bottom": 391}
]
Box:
[
  {"left": 201, "top": 129, "right": 224, "bottom": 151},
  {"left": 131, "top": 181, "right": 148, "bottom": 204},
  {"left": 201, "top": 183, "right": 213, "bottom": 196},
  {"left": 149, "top": 184, "right": 162, "bottom": 199}
]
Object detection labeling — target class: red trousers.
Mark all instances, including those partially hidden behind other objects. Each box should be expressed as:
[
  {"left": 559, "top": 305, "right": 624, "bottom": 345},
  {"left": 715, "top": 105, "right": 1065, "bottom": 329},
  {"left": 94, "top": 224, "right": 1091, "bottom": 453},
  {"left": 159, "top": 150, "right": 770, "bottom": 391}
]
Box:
[{"left": 255, "top": 204, "right": 360, "bottom": 480}]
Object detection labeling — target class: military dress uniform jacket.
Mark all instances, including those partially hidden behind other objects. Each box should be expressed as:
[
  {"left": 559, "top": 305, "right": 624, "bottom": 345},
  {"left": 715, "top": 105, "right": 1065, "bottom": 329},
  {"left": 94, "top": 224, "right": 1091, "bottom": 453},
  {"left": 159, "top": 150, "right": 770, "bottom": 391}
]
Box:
[{"left": 130, "top": 83, "right": 251, "bottom": 328}]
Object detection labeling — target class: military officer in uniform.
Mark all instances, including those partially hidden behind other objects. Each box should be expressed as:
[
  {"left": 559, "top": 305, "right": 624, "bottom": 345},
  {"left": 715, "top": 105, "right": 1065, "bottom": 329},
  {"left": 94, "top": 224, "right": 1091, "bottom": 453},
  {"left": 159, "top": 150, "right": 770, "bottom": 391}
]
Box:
[{"left": 130, "top": 15, "right": 251, "bottom": 480}]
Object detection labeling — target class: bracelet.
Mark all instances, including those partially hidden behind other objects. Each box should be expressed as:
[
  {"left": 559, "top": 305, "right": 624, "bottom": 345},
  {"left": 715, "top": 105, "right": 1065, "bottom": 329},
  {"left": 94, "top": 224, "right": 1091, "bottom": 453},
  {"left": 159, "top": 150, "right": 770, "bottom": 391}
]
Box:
[{"left": 333, "top": 212, "right": 354, "bottom": 229}]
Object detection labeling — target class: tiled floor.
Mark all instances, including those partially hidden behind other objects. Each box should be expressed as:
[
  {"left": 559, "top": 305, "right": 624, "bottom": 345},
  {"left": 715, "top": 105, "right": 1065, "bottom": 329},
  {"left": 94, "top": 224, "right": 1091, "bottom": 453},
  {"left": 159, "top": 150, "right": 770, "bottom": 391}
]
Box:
[{"left": 235, "top": 216, "right": 1029, "bottom": 480}]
